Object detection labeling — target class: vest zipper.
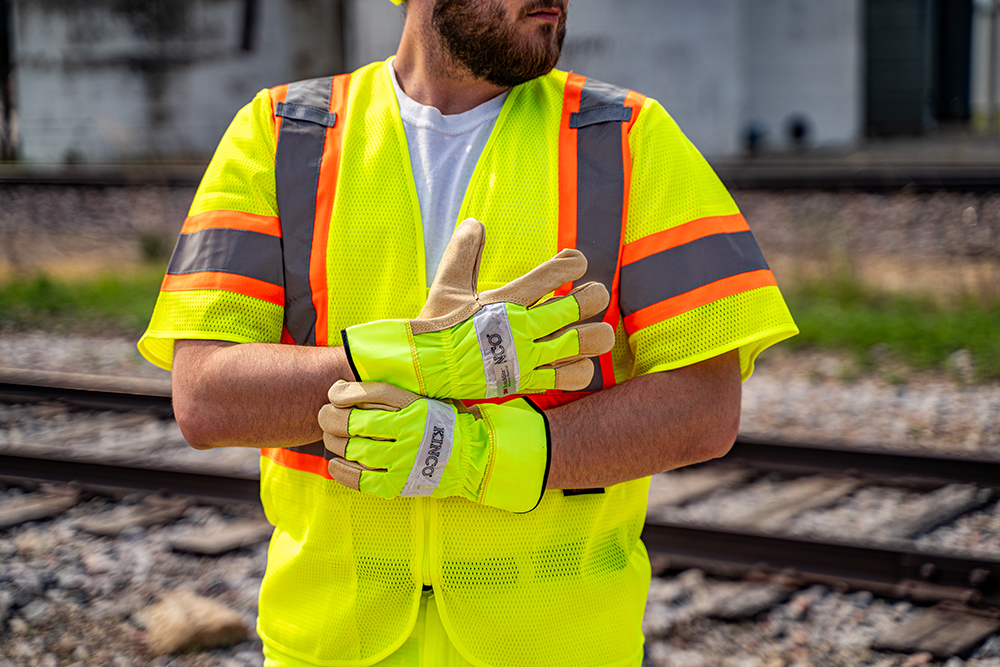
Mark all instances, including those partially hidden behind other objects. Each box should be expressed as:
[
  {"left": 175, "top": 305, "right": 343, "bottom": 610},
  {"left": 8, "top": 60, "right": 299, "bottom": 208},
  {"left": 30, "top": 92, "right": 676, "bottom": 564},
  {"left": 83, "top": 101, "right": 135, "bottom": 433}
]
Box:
[{"left": 421, "top": 497, "right": 432, "bottom": 587}]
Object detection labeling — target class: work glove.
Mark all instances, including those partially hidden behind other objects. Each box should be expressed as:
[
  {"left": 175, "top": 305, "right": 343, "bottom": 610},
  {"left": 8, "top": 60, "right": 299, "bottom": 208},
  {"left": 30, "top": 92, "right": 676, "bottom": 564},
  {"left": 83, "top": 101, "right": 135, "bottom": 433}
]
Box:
[
  {"left": 319, "top": 380, "right": 550, "bottom": 513},
  {"left": 341, "top": 218, "right": 614, "bottom": 400}
]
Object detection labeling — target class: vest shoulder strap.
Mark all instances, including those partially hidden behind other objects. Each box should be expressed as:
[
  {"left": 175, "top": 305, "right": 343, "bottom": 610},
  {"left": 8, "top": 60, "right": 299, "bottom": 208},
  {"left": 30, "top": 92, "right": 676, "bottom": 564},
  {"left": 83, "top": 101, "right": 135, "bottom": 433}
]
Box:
[
  {"left": 273, "top": 74, "right": 351, "bottom": 347},
  {"left": 559, "top": 73, "right": 646, "bottom": 392}
]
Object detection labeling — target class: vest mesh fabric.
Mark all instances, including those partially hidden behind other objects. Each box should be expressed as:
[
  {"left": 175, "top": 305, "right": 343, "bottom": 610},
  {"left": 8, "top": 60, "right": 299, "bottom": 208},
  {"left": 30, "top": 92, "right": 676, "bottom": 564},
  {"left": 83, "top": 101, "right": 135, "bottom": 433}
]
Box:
[
  {"left": 623, "top": 99, "right": 796, "bottom": 381},
  {"left": 324, "top": 65, "right": 428, "bottom": 329},
  {"left": 138, "top": 90, "right": 283, "bottom": 370},
  {"left": 141, "top": 289, "right": 283, "bottom": 369},
  {"left": 137, "top": 59, "right": 797, "bottom": 667}
]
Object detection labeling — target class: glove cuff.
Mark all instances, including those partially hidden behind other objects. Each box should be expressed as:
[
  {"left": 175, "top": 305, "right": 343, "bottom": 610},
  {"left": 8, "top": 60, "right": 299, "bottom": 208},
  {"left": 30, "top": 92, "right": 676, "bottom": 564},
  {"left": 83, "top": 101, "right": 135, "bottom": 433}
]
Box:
[
  {"left": 341, "top": 320, "right": 422, "bottom": 393},
  {"left": 477, "top": 398, "right": 552, "bottom": 513}
]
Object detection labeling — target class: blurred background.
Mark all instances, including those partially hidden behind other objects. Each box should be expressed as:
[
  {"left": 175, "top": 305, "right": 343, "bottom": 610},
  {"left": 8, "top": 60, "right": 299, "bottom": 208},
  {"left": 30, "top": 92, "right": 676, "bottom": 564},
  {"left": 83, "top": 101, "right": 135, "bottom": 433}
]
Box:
[
  {"left": 1, "top": 4, "right": 1000, "bottom": 667},
  {"left": 0, "top": 0, "right": 998, "bottom": 384},
  {"left": 0, "top": 0, "right": 995, "bottom": 162}
]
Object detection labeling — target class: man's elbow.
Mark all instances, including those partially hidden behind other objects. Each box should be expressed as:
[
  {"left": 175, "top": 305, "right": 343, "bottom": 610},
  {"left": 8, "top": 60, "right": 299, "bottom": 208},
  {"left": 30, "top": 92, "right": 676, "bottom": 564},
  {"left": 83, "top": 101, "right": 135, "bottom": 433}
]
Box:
[
  {"left": 173, "top": 393, "right": 228, "bottom": 450},
  {"left": 684, "top": 396, "right": 741, "bottom": 465},
  {"left": 703, "top": 408, "right": 740, "bottom": 461}
]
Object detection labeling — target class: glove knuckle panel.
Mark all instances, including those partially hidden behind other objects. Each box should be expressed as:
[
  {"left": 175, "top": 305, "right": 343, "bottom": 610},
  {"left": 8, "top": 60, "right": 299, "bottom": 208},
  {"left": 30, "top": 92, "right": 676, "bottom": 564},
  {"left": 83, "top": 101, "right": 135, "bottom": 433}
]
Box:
[
  {"left": 572, "top": 282, "right": 611, "bottom": 321},
  {"left": 553, "top": 358, "right": 596, "bottom": 391},
  {"left": 323, "top": 432, "right": 350, "bottom": 457},
  {"left": 577, "top": 322, "right": 616, "bottom": 357},
  {"left": 327, "top": 457, "right": 362, "bottom": 490}
]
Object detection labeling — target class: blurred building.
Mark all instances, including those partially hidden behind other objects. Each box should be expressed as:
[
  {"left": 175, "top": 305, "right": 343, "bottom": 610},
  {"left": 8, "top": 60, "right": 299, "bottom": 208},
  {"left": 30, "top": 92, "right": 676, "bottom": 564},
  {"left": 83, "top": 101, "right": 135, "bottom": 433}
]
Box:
[{"left": 0, "top": 0, "right": 990, "bottom": 163}]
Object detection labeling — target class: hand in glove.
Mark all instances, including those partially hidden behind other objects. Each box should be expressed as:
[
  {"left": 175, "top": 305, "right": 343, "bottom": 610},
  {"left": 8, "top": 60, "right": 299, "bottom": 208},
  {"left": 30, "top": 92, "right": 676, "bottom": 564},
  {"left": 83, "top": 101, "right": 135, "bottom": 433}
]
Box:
[
  {"left": 319, "top": 380, "right": 550, "bottom": 513},
  {"left": 342, "top": 218, "right": 614, "bottom": 400}
]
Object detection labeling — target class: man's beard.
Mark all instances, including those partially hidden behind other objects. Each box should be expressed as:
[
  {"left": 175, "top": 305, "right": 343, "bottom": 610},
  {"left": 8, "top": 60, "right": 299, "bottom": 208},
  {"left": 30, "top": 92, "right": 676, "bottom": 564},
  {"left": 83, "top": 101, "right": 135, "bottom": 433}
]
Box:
[{"left": 431, "top": 0, "right": 567, "bottom": 88}]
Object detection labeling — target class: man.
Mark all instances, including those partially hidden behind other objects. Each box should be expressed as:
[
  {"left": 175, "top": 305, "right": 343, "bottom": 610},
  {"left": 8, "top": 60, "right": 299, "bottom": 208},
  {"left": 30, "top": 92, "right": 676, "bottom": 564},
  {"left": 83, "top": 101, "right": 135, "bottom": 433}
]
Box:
[{"left": 138, "top": 0, "right": 798, "bottom": 665}]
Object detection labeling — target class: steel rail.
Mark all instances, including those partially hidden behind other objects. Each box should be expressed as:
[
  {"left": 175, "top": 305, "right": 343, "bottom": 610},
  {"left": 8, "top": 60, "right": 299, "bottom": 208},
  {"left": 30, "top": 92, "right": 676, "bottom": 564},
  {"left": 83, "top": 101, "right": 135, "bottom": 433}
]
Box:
[
  {"left": 727, "top": 438, "right": 1000, "bottom": 489},
  {"left": 4, "top": 369, "right": 1000, "bottom": 486},
  {"left": 0, "top": 453, "right": 258, "bottom": 502},
  {"left": 0, "top": 367, "right": 173, "bottom": 417},
  {"left": 0, "top": 163, "right": 998, "bottom": 192},
  {"left": 3, "top": 449, "right": 1000, "bottom": 606},
  {"left": 715, "top": 163, "right": 1000, "bottom": 192},
  {"left": 642, "top": 521, "right": 1000, "bottom": 606}
]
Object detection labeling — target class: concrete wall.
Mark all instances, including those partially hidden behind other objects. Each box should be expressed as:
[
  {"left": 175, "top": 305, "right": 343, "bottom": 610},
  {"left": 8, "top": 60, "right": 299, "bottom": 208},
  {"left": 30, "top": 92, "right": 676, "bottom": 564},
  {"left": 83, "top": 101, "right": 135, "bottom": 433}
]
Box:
[
  {"left": 339, "top": 0, "right": 866, "bottom": 159},
  {"left": 11, "top": 0, "right": 344, "bottom": 164},
  {"left": 9, "top": 0, "right": 864, "bottom": 163},
  {"left": 741, "top": 0, "right": 863, "bottom": 151}
]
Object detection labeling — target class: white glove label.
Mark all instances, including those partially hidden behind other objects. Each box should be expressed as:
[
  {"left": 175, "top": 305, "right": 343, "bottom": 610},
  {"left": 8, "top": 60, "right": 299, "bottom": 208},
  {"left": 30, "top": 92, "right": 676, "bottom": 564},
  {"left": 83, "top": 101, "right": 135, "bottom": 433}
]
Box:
[
  {"left": 400, "top": 399, "right": 456, "bottom": 497},
  {"left": 473, "top": 303, "right": 520, "bottom": 398}
]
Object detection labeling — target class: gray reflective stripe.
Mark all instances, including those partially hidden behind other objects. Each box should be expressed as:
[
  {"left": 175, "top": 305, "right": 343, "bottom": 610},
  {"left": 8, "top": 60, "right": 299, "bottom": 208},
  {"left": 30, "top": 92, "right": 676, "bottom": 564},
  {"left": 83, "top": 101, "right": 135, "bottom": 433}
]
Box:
[
  {"left": 400, "top": 400, "right": 456, "bottom": 497},
  {"left": 274, "top": 101, "right": 337, "bottom": 128},
  {"left": 619, "top": 231, "right": 771, "bottom": 316},
  {"left": 472, "top": 302, "right": 520, "bottom": 398},
  {"left": 569, "top": 104, "right": 633, "bottom": 129},
  {"left": 574, "top": 78, "right": 631, "bottom": 391},
  {"left": 275, "top": 76, "right": 334, "bottom": 346},
  {"left": 167, "top": 228, "right": 284, "bottom": 286}
]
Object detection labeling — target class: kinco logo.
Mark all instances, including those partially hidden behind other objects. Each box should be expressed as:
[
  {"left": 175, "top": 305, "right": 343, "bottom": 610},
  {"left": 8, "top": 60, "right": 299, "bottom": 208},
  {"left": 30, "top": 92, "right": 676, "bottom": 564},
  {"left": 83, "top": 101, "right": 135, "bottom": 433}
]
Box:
[
  {"left": 486, "top": 333, "right": 507, "bottom": 365},
  {"left": 421, "top": 426, "right": 446, "bottom": 477}
]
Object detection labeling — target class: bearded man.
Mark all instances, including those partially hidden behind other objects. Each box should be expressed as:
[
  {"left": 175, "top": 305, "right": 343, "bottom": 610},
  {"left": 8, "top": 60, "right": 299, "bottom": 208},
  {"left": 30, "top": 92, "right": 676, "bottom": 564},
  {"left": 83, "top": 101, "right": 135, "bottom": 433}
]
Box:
[{"left": 138, "top": 1, "right": 798, "bottom": 665}]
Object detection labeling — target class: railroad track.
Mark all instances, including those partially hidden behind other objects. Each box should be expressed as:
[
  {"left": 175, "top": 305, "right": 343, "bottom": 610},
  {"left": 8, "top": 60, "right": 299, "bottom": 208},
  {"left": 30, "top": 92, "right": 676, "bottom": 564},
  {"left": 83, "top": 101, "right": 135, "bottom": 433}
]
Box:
[
  {"left": 4, "top": 368, "right": 1000, "bottom": 617},
  {"left": 1, "top": 162, "right": 998, "bottom": 192}
]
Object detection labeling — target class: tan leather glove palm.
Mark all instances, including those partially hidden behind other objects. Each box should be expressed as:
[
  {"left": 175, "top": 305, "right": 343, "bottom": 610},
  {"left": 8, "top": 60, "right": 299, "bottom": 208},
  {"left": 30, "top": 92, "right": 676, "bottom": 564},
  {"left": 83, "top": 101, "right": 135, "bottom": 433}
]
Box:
[{"left": 342, "top": 218, "right": 614, "bottom": 399}]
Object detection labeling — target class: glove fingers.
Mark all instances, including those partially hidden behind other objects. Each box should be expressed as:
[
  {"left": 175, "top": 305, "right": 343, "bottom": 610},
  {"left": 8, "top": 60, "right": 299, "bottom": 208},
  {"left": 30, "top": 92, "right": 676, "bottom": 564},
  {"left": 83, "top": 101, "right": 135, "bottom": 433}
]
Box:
[
  {"left": 328, "top": 456, "right": 389, "bottom": 494},
  {"left": 519, "top": 292, "right": 583, "bottom": 339},
  {"left": 419, "top": 218, "right": 484, "bottom": 319},
  {"left": 328, "top": 456, "right": 364, "bottom": 490},
  {"left": 318, "top": 403, "right": 351, "bottom": 439},
  {"left": 572, "top": 321, "right": 616, "bottom": 357},
  {"left": 567, "top": 282, "right": 611, "bottom": 321},
  {"left": 553, "top": 358, "right": 597, "bottom": 391},
  {"left": 328, "top": 380, "right": 421, "bottom": 411},
  {"left": 481, "top": 249, "right": 587, "bottom": 308}
]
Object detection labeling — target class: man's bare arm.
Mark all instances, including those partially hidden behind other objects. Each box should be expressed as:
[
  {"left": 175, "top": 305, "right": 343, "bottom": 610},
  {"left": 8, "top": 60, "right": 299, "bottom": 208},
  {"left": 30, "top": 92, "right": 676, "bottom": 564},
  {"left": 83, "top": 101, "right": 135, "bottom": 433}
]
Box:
[
  {"left": 545, "top": 350, "right": 742, "bottom": 489},
  {"left": 172, "top": 339, "right": 356, "bottom": 450}
]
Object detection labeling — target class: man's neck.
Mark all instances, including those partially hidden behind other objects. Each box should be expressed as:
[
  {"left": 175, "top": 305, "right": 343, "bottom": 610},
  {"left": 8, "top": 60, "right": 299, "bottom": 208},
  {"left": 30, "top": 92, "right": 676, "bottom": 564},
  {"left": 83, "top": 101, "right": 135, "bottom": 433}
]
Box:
[{"left": 393, "top": 5, "right": 508, "bottom": 115}]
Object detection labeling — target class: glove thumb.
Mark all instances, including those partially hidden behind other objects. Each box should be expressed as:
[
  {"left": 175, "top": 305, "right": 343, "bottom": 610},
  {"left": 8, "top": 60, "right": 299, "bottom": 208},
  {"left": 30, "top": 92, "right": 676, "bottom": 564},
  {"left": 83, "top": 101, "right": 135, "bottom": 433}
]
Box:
[{"left": 419, "top": 218, "right": 485, "bottom": 319}]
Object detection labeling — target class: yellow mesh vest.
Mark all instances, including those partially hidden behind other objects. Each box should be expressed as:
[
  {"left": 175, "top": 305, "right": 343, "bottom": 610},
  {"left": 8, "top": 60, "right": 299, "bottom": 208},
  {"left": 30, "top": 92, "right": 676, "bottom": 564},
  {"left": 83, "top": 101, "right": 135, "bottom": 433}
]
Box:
[
  {"left": 257, "top": 64, "right": 651, "bottom": 667},
  {"left": 139, "top": 58, "right": 796, "bottom": 667}
]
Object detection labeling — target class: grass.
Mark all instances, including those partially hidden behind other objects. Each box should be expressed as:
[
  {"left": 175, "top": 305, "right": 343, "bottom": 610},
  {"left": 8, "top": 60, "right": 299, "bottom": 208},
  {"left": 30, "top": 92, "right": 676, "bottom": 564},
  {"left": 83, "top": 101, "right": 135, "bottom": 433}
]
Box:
[
  {"left": 0, "top": 267, "right": 165, "bottom": 337},
  {"left": 784, "top": 272, "right": 1000, "bottom": 382}
]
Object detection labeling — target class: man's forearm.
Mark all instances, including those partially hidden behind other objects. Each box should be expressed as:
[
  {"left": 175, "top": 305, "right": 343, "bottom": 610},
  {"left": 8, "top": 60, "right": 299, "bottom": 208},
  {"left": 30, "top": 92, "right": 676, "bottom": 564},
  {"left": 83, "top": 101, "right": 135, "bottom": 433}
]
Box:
[
  {"left": 544, "top": 350, "right": 742, "bottom": 489},
  {"left": 172, "top": 339, "right": 356, "bottom": 449}
]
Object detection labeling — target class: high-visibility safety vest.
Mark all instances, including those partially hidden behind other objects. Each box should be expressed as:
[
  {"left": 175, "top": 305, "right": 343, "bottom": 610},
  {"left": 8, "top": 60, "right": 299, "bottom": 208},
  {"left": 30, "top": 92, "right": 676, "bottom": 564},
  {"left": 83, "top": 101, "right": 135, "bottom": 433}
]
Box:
[{"left": 139, "top": 59, "right": 797, "bottom": 667}]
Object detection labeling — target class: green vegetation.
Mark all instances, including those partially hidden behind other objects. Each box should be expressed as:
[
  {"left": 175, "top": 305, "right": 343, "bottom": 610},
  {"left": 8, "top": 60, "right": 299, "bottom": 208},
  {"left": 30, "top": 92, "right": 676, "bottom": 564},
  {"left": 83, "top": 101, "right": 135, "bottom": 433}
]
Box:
[
  {"left": 2, "top": 267, "right": 999, "bottom": 382},
  {"left": 784, "top": 272, "right": 1000, "bottom": 382},
  {"left": 0, "top": 268, "right": 165, "bottom": 336}
]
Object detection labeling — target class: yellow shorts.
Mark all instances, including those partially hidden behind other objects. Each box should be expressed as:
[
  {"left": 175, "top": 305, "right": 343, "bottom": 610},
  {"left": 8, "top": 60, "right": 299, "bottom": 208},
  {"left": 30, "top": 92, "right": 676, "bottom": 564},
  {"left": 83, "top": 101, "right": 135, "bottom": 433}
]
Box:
[
  {"left": 263, "top": 590, "right": 475, "bottom": 667},
  {"left": 262, "top": 589, "right": 645, "bottom": 667}
]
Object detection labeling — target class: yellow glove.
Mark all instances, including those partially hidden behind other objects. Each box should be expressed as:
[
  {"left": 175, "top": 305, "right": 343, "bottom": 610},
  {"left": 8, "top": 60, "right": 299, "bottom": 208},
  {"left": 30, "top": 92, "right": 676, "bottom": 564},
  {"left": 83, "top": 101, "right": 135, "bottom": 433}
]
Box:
[
  {"left": 319, "top": 381, "right": 550, "bottom": 513},
  {"left": 342, "top": 218, "right": 614, "bottom": 400}
]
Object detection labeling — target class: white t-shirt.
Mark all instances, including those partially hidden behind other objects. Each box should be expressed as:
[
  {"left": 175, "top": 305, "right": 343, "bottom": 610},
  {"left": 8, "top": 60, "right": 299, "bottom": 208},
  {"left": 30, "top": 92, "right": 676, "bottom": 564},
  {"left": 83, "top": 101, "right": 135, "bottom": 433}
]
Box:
[{"left": 388, "top": 61, "right": 509, "bottom": 285}]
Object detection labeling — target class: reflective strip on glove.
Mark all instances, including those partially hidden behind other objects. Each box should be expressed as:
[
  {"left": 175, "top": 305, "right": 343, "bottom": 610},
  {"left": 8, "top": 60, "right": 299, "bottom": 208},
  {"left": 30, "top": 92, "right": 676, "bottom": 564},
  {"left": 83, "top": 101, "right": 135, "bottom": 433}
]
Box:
[
  {"left": 342, "top": 218, "right": 615, "bottom": 400},
  {"left": 318, "top": 380, "right": 551, "bottom": 513}
]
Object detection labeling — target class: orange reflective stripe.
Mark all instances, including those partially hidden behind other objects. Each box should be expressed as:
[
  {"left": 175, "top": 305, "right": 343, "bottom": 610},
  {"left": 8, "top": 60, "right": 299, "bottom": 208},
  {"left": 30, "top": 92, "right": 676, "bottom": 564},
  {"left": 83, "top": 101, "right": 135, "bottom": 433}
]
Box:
[
  {"left": 269, "top": 84, "right": 289, "bottom": 138},
  {"left": 310, "top": 73, "right": 351, "bottom": 348},
  {"left": 623, "top": 269, "right": 777, "bottom": 332},
  {"left": 556, "top": 72, "right": 585, "bottom": 298},
  {"left": 624, "top": 90, "right": 644, "bottom": 132},
  {"left": 160, "top": 271, "right": 284, "bottom": 306},
  {"left": 621, "top": 214, "right": 751, "bottom": 267},
  {"left": 261, "top": 447, "right": 334, "bottom": 480},
  {"left": 180, "top": 210, "right": 282, "bottom": 237}
]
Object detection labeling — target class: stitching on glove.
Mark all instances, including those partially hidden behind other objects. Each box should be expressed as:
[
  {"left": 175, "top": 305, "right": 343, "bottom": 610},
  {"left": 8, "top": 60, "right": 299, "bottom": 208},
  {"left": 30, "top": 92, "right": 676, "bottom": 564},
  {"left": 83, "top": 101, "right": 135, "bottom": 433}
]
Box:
[{"left": 404, "top": 321, "right": 425, "bottom": 396}]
